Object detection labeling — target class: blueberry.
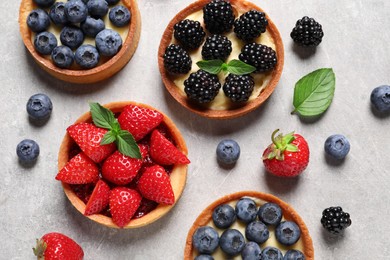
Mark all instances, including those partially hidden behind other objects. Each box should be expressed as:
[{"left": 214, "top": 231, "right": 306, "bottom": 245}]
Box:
[
  {"left": 216, "top": 139, "right": 240, "bottom": 165},
  {"left": 235, "top": 198, "right": 257, "bottom": 224},
  {"left": 106, "top": 0, "right": 120, "bottom": 5},
  {"left": 257, "top": 203, "right": 283, "bottom": 226},
  {"left": 51, "top": 46, "right": 74, "bottom": 69},
  {"left": 74, "top": 44, "right": 100, "bottom": 69},
  {"left": 241, "top": 242, "right": 262, "bottom": 260},
  {"left": 195, "top": 255, "right": 214, "bottom": 260},
  {"left": 109, "top": 5, "right": 131, "bottom": 27},
  {"left": 34, "top": 31, "right": 57, "bottom": 55},
  {"left": 245, "top": 221, "right": 269, "bottom": 244},
  {"left": 27, "top": 9, "right": 50, "bottom": 33},
  {"left": 192, "top": 226, "right": 219, "bottom": 254},
  {"left": 275, "top": 221, "right": 301, "bottom": 246},
  {"left": 60, "top": 26, "right": 85, "bottom": 50},
  {"left": 65, "top": 0, "right": 88, "bottom": 23},
  {"left": 95, "top": 29, "right": 122, "bottom": 56},
  {"left": 324, "top": 134, "right": 350, "bottom": 160},
  {"left": 49, "top": 2, "right": 68, "bottom": 25},
  {"left": 33, "top": 0, "right": 56, "bottom": 8},
  {"left": 370, "top": 85, "right": 390, "bottom": 113},
  {"left": 283, "top": 249, "right": 305, "bottom": 260},
  {"left": 262, "top": 247, "right": 283, "bottom": 260},
  {"left": 212, "top": 204, "right": 236, "bottom": 229},
  {"left": 219, "top": 229, "right": 245, "bottom": 256},
  {"left": 87, "top": 0, "right": 109, "bottom": 18},
  {"left": 16, "top": 139, "right": 40, "bottom": 162},
  {"left": 26, "top": 93, "right": 53, "bottom": 120},
  {"left": 81, "top": 16, "right": 105, "bottom": 37}
]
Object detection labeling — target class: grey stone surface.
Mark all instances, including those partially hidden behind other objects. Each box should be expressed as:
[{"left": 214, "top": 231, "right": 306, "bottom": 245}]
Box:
[{"left": 1, "top": 0, "right": 390, "bottom": 259}]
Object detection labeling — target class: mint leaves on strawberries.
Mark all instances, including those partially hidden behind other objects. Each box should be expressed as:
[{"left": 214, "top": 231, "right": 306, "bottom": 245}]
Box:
[{"left": 197, "top": 59, "right": 256, "bottom": 75}]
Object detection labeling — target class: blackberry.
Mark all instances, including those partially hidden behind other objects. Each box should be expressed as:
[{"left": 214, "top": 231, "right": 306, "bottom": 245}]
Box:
[
  {"left": 321, "top": 206, "right": 352, "bottom": 234},
  {"left": 184, "top": 70, "right": 221, "bottom": 103},
  {"left": 163, "top": 44, "right": 192, "bottom": 74},
  {"left": 223, "top": 74, "right": 254, "bottom": 102},
  {"left": 239, "top": 43, "right": 277, "bottom": 72},
  {"left": 203, "top": 0, "right": 235, "bottom": 34},
  {"left": 234, "top": 10, "right": 268, "bottom": 42},
  {"left": 174, "top": 19, "right": 206, "bottom": 50},
  {"left": 291, "top": 16, "right": 324, "bottom": 47},
  {"left": 201, "top": 34, "right": 232, "bottom": 61}
]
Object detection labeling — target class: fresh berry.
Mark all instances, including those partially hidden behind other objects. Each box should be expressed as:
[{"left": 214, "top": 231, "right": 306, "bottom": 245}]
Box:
[
  {"left": 201, "top": 34, "right": 232, "bottom": 61},
  {"left": 95, "top": 29, "right": 122, "bottom": 57},
  {"left": 195, "top": 255, "right": 214, "bottom": 260},
  {"left": 27, "top": 9, "right": 50, "bottom": 33},
  {"left": 34, "top": 31, "right": 57, "bottom": 55},
  {"left": 137, "top": 165, "right": 175, "bottom": 205},
  {"left": 65, "top": 0, "right": 88, "bottom": 23},
  {"left": 33, "top": 232, "right": 84, "bottom": 260},
  {"left": 262, "top": 129, "right": 310, "bottom": 177},
  {"left": 109, "top": 187, "right": 142, "bottom": 228},
  {"left": 81, "top": 16, "right": 105, "bottom": 37},
  {"left": 257, "top": 202, "right": 283, "bottom": 226},
  {"left": 84, "top": 180, "right": 110, "bottom": 215},
  {"left": 235, "top": 198, "right": 257, "bottom": 224},
  {"left": 51, "top": 45, "right": 74, "bottom": 69},
  {"left": 262, "top": 247, "right": 283, "bottom": 260},
  {"left": 74, "top": 44, "right": 100, "bottom": 69},
  {"left": 184, "top": 70, "right": 221, "bottom": 103},
  {"left": 212, "top": 204, "right": 236, "bottom": 229},
  {"left": 321, "top": 206, "right": 352, "bottom": 234},
  {"left": 223, "top": 74, "right": 254, "bottom": 102},
  {"left": 26, "top": 93, "right": 53, "bottom": 120},
  {"left": 86, "top": 0, "right": 108, "bottom": 18},
  {"left": 284, "top": 249, "right": 305, "bottom": 260},
  {"left": 163, "top": 44, "right": 192, "bottom": 74},
  {"left": 55, "top": 152, "right": 99, "bottom": 184},
  {"left": 324, "top": 134, "right": 350, "bottom": 160},
  {"left": 33, "top": 0, "right": 56, "bottom": 8},
  {"left": 241, "top": 241, "right": 262, "bottom": 260},
  {"left": 174, "top": 19, "right": 205, "bottom": 50},
  {"left": 239, "top": 43, "right": 277, "bottom": 72},
  {"left": 219, "top": 229, "right": 245, "bottom": 256},
  {"left": 275, "top": 221, "right": 301, "bottom": 246},
  {"left": 291, "top": 16, "right": 324, "bottom": 47},
  {"left": 117, "top": 104, "right": 164, "bottom": 141},
  {"left": 106, "top": 0, "right": 120, "bottom": 5},
  {"left": 192, "top": 226, "right": 219, "bottom": 254},
  {"left": 150, "top": 130, "right": 190, "bottom": 165},
  {"left": 245, "top": 221, "right": 269, "bottom": 244},
  {"left": 60, "top": 26, "right": 85, "bottom": 50},
  {"left": 216, "top": 139, "right": 240, "bottom": 165},
  {"left": 109, "top": 5, "right": 131, "bottom": 27},
  {"left": 203, "top": 0, "right": 235, "bottom": 34},
  {"left": 49, "top": 2, "right": 68, "bottom": 25},
  {"left": 16, "top": 139, "right": 40, "bottom": 162},
  {"left": 67, "top": 123, "right": 116, "bottom": 163},
  {"left": 234, "top": 10, "right": 268, "bottom": 42},
  {"left": 370, "top": 85, "right": 390, "bottom": 113}
]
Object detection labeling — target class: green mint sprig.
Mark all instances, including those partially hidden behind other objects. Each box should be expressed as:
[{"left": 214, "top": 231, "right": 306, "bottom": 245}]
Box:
[
  {"left": 196, "top": 59, "right": 256, "bottom": 75},
  {"left": 89, "top": 102, "right": 141, "bottom": 159}
]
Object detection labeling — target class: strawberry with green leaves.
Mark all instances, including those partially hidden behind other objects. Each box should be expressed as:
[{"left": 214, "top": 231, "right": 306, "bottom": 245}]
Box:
[
  {"left": 109, "top": 187, "right": 142, "bottom": 228},
  {"left": 150, "top": 130, "right": 190, "bottom": 165},
  {"left": 84, "top": 180, "right": 110, "bottom": 216},
  {"left": 56, "top": 153, "right": 99, "bottom": 184}
]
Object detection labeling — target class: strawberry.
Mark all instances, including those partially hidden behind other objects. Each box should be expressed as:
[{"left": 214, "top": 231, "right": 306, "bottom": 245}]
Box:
[
  {"left": 56, "top": 153, "right": 99, "bottom": 184},
  {"left": 101, "top": 145, "right": 148, "bottom": 185},
  {"left": 137, "top": 165, "right": 175, "bottom": 205},
  {"left": 33, "top": 232, "right": 84, "bottom": 260},
  {"left": 149, "top": 130, "right": 190, "bottom": 165},
  {"left": 84, "top": 180, "right": 110, "bottom": 216},
  {"left": 262, "top": 129, "right": 310, "bottom": 177},
  {"left": 118, "top": 104, "right": 164, "bottom": 141},
  {"left": 109, "top": 187, "right": 142, "bottom": 228},
  {"left": 67, "top": 123, "right": 116, "bottom": 163}
]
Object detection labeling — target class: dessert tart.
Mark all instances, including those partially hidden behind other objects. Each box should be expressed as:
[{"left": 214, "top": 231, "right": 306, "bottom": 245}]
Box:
[
  {"left": 57, "top": 101, "right": 189, "bottom": 228},
  {"left": 19, "top": 0, "right": 141, "bottom": 84},
  {"left": 158, "top": 0, "right": 284, "bottom": 119},
  {"left": 184, "top": 191, "right": 314, "bottom": 259}
]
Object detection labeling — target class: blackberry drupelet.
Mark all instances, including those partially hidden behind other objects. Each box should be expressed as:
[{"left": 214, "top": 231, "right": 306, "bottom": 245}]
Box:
[
  {"left": 163, "top": 44, "right": 192, "bottom": 74},
  {"left": 184, "top": 70, "right": 221, "bottom": 103},
  {"left": 239, "top": 43, "right": 277, "bottom": 72},
  {"left": 234, "top": 10, "right": 268, "bottom": 42},
  {"left": 291, "top": 16, "right": 324, "bottom": 47},
  {"left": 223, "top": 74, "right": 254, "bottom": 102},
  {"left": 201, "top": 34, "right": 232, "bottom": 61},
  {"left": 321, "top": 206, "right": 352, "bottom": 234},
  {"left": 174, "top": 19, "right": 206, "bottom": 50},
  {"left": 203, "top": 0, "right": 235, "bottom": 34}
]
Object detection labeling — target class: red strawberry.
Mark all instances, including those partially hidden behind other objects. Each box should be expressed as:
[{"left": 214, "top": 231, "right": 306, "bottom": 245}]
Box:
[
  {"left": 56, "top": 153, "right": 99, "bottom": 184},
  {"left": 33, "top": 232, "right": 84, "bottom": 260},
  {"left": 67, "top": 123, "right": 116, "bottom": 163},
  {"left": 118, "top": 104, "right": 164, "bottom": 141},
  {"left": 101, "top": 145, "right": 148, "bottom": 185},
  {"left": 109, "top": 187, "right": 142, "bottom": 228},
  {"left": 137, "top": 165, "right": 175, "bottom": 205},
  {"left": 149, "top": 130, "right": 190, "bottom": 165},
  {"left": 84, "top": 180, "right": 110, "bottom": 216},
  {"left": 262, "top": 129, "right": 310, "bottom": 177}
]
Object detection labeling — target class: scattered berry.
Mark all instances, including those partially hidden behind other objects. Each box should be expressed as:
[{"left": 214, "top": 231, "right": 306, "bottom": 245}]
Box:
[
  {"left": 74, "top": 44, "right": 100, "bottom": 69},
  {"left": 26, "top": 93, "right": 53, "bottom": 120},
  {"left": 174, "top": 19, "right": 205, "bottom": 50},
  {"left": 195, "top": 255, "right": 214, "bottom": 260},
  {"left": 370, "top": 85, "right": 390, "bottom": 113},
  {"left": 219, "top": 229, "right": 245, "bottom": 256},
  {"left": 33, "top": 0, "right": 56, "bottom": 8},
  {"left": 275, "top": 221, "right": 301, "bottom": 246},
  {"left": 212, "top": 204, "right": 236, "bottom": 229},
  {"left": 60, "top": 26, "right": 85, "bottom": 50},
  {"left": 245, "top": 221, "right": 269, "bottom": 244},
  {"left": 27, "top": 9, "right": 50, "bottom": 33},
  {"left": 291, "top": 16, "right": 324, "bottom": 47},
  {"left": 34, "top": 31, "right": 57, "bottom": 55},
  {"left": 234, "top": 10, "right": 268, "bottom": 42},
  {"left": 241, "top": 241, "right": 262, "bottom": 260},
  {"left": 324, "top": 134, "right": 350, "bottom": 160},
  {"left": 184, "top": 70, "right": 221, "bottom": 103},
  {"left": 235, "top": 198, "right": 257, "bottom": 224},
  {"left": 201, "top": 34, "right": 232, "bottom": 61},
  {"left": 109, "top": 5, "right": 131, "bottom": 27},
  {"left": 51, "top": 45, "right": 74, "bottom": 69},
  {"left": 257, "top": 202, "right": 282, "bottom": 226},
  {"left": 239, "top": 43, "right": 277, "bottom": 72},
  {"left": 321, "top": 206, "right": 352, "bottom": 234},
  {"left": 192, "top": 226, "right": 220, "bottom": 254},
  {"left": 84, "top": 179, "right": 110, "bottom": 216},
  {"left": 106, "top": 0, "right": 120, "bottom": 5},
  {"left": 86, "top": 0, "right": 108, "bottom": 18},
  {"left": 81, "top": 16, "right": 105, "bottom": 37},
  {"left": 109, "top": 187, "right": 142, "bottom": 228},
  {"left": 203, "top": 0, "right": 235, "bottom": 34},
  {"left": 150, "top": 130, "right": 190, "bottom": 165},
  {"left": 16, "top": 139, "right": 40, "bottom": 162},
  {"left": 163, "top": 44, "right": 192, "bottom": 74},
  {"left": 49, "top": 2, "right": 68, "bottom": 25},
  {"left": 262, "top": 247, "right": 283, "bottom": 260},
  {"left": 223, "top": 74, "right": 254, "bottom": 102},
  {"left": 65, "top": 0, "right": 88, "bottom": 23},
  {"left": 95, "top": 29, "right": 122, "bottom": 57},
  {"left": 284, "top": 249, "right": 305, "bottom": 260},
  {"left": 216, "top": 139, "right": 240, "bottom": 165},
  {"left": 33, "top": 232, "right": 83, "bottom": 260}
]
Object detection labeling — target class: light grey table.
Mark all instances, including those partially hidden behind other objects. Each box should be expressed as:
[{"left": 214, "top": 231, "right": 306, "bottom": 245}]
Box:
[{"left": 1, "top": 0, "right": 390, "bottom": 259}]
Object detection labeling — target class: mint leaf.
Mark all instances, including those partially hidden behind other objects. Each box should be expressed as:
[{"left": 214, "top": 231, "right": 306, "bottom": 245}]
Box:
[
  {"left": 197, "top": 60, "right": 224, "bottom": 74},
  {"left": 227, "top": 60, "right": 256, "bottom": 75},
  {"left": 292, "top": 68, "right": 336, "bottom": 117},
  {"left": 89, "top": 102, "right": 118, "bottom": 130},
  {"left": 116, "top": 130, "right": 141, "bottom": 159},
  {"left": 101, "top": 131, "right": 117, "bottom": 145}
]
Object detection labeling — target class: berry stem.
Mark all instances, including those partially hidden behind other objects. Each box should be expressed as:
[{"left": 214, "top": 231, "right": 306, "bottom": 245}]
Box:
[{"left": 33, "top": 239, "right": 47, "bottom": 259}]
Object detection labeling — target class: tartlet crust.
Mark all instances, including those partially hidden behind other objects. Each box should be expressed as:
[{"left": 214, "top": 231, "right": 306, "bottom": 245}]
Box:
[
  {"left": 158, "top": 0, "right": 284, "bottom": 119},
  {"left": 58, "top": 101, "right": 188, "bottom": 228},
  {"left": 184, "top": 191, "right": 314, "bottom": 259},
  {"left": 19, "top": 0, "right": 141, "bottom": 84}
]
